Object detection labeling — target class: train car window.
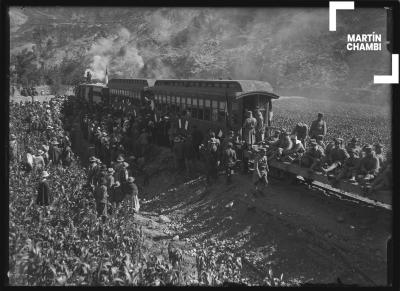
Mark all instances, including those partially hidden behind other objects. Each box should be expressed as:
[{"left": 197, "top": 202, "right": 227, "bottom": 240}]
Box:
[
  {"left": 176, "top": 96, "right": 181, "bottom": 105},
  {"left": 218, "top": 101, "right": 226, "bottom": 123},
  {"left": 167, "top": 96, "right": 171, "bottom": 103},
  {"left": 191, "top": 98, "right": 198, "bottom": 119},
  {"left": 205, "top": 99, "right": 211, "bottom": 107},
  {"left": 212, "top": 108, "right": 218, "bottom": 122},
  {"left": 212, "top": 100, "right": 218, "bottom": 109},
  {"left": 162, "top": 96, "right": 166, "bottom": 103}
]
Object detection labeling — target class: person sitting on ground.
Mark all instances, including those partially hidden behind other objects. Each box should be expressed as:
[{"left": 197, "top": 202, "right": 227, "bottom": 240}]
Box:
[
  {"left": 346, "top": 137, "right": 362, "bottom": 157},
  {"left": 322, "top": 138, "right": 349, "bottom": 176},
  {"left": 281, "top": 134, "right": 305, "bottom": 163},
  {"left": 300, "top": 139, "right": 325, "bottom": 171},
  {"left": 37, "top": 171, "right": 51, "bottom": 206},
  {"left": 222, "top": 142, "right": 237, "bottom": 184},
  {"left": 309, "top": 112, "right": 327, "bottom": 140},
  {"left": 334, "top": 148, "right": 360, "bottom": 183},
  {"left": 356, "top": 144, "right": 380, "bottom": 182}
]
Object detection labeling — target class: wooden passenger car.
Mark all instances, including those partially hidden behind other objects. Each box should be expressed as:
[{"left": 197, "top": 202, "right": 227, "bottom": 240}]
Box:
[
  {"left": 149, "top": 79, "right": 279, "bottom": 134},
  {"left": 107, "top": 78, "right": 156, "bottom": 106}
]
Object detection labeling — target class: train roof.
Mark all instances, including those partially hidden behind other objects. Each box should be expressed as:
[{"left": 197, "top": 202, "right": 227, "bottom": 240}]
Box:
[
  {"left": 108, "top": 78, "right": 156, "bottom": 87},
  {"left": 80, "top": 83, "right": 107, "bottom": 87},
  {"left": 153, "top": 79, "right": 279, "bottom": 99}
]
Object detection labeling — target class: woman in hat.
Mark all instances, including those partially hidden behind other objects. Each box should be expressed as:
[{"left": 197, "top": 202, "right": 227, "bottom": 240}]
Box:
[
  {"left": 37, "top": 171, "right": 51, "bottom": 206},
  {"left": 125, "top": 176, "right": 140, "bottom": 213}
]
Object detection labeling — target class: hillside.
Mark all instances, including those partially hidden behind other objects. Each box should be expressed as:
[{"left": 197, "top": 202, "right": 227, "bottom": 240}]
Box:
[{"left": 9, "top": 7, "right": 392, "bottom": 104}]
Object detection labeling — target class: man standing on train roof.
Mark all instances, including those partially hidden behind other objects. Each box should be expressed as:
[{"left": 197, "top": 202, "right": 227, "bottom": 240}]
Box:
[
  {"left": 255, "top": 109, "right": 264, "bottom": 143},
  {"left": 243, "top": 110, "right": 257, "bottom": 145},
  {"left": 222, "top": 142, "right": 237, "bottom": 184},
  {"left": 309, "top": 112, "right": 327, "bottom": 140}
]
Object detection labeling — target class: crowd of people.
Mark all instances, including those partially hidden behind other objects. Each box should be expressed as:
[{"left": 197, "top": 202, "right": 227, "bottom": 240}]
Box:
[{"left": 10, "top": 94, "right": 392, "bottom": 219}]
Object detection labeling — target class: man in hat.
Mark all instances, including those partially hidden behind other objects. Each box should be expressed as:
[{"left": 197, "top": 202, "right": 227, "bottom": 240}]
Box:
[
  {"left": 88, "top": 156, "right": 100, "bottom": 188},
  {"left": 309, "top": 113, "right": 327, "bottom": 140},
  {"left": 94, "top": 177, "right": 109, "bottom": 222},
  {"left": 33, "top": 149, "right": 46, "bottom": 175},
  {"left": 253, "top": 158, "right": 269, "bottom": 196},
  {"left": 374, "top": 143, "right": 386, "bottom": 168},
  {"left": 222, "top": 142, "right": 237, "bottom": 184},
  {"left": 356, "top": 145, "right": 380, "bottom": 182},
  {"left": 301, "top": 139, "right": 325, "bottom": 171},
  {"left": 322, "top": 138, "right": 350, "bottom": 175},
  {"left": 268, "top": 131, "right": 293, "bottom": 160},
  {"left": 9, "top": 133, "right": 18, "bottom": 163},
  {"left": 48, "top": 138, "right": 62, "bottom": 167},
  {"left": 243, "top": 110, "right": 257, "bottom": 145},
  {"left": 106, "top": 168, "right": 115, "bottom": 190},
  {"left": 62, "top": 146, "right": 74, "bottom": 167},
  {"left": 346, "top": 137, "right": 362, "bottom": 156},
  {"left": 37, "top": 171, "right": 51, "bottom": 206},
  {"left": 125, "top": 176, "right": 140, "bottom": 213},
  {"left": 113, "top": 154, "right": 125, "bottom": 176},
  {"left": 334, "top": 148, "right": 360, "bottom": 183}
]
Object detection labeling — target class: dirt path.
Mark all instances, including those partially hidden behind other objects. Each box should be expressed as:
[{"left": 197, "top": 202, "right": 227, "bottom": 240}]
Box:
[{"left": 141, "top": 165, "right": 391, "bottom": 286}]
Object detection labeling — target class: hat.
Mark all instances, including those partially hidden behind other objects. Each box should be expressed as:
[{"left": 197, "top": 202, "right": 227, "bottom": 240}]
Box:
[
  {"left": 350, "top": 137, "right": 359, "bottom": 143},
  {"left": 318, "top": 112, "right": 323, "bottom": 117},
  {"left": 174, "top": 136, "right": 181, "bottom": 143},
  {"left": 364, "top": 144, "right": 373, "bottom": 151},
  {"left": 10, "top": 134, "right": 16, "bottom": 140},
  {"left": 89, "top": 156, "right": 97, "bottom": 162},
  {"left": 116, "top": 155, "right": 124, "bottom": 162},
  {"left": 107, "top": 168, "right": 115, "bottom": 174},
  {"left": 123, "top": 162, "right": 129, "bottom": 168},
  {"left": 310, "top": 139, "right": 317, "bottom": 145},
  {"left": 115, "top": 181, "right": 121, "bottom": 187},
  {"left": 127, "top": 176, "right": 135, "bottom": 183},
  {"left": 42, "top": 171, "right": 50, "bottom": 178},
  {"left": 65, "top": 146, "right": 71, "bottom": 151},
  {"left": 283, "top": 131, "right": 290, "bottom": 135},
  {"left": 42, "top": 145, "right": 49, "bottom": 152},
  {"left": 50, "top": 139, "right": 59, "bottom": 145},
  {"left": 334, "top": 138, "right": 343, "bottom": 143}
]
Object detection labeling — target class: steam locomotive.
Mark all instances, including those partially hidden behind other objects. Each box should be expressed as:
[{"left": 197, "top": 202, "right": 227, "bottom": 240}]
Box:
[{"left": 75, "top": 78, "right": 391, "bottom": 209}]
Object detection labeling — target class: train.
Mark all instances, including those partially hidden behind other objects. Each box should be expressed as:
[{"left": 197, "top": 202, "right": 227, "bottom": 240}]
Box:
[{"left": 75, "top": 78, "right": 392, "bottom": 210}]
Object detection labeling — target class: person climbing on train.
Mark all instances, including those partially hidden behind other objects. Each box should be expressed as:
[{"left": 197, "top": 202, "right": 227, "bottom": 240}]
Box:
[
  {"left": 321, "top": 138, "right": 349, "bottom": 176},
  {"left": 255, "top": 109, "right": 264, "bottom": 143},
  {"left": 309, "top": 112, "right": 327, "bottom": 140},
  {"left": 243, "top": 110, "right": 257, "bottom": 145},
  {"left": 222, "top": 142, "right": 237, "bottom": 184}
]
